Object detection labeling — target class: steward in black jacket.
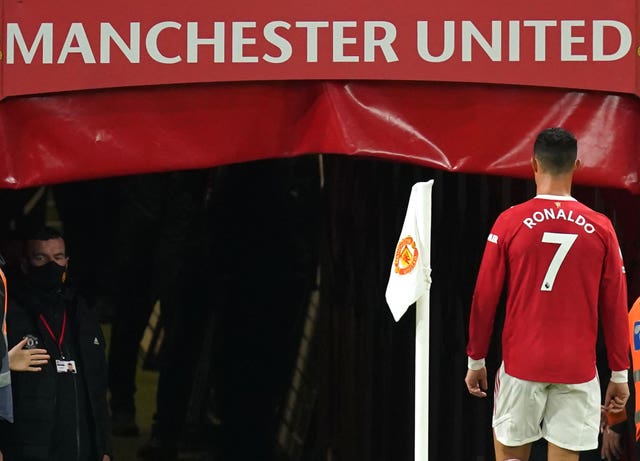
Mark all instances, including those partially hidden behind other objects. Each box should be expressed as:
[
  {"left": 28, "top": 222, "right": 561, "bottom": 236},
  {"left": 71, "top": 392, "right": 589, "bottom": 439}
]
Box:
[{"left": 0, "top": 228, "right": 112, "bottom": 461}]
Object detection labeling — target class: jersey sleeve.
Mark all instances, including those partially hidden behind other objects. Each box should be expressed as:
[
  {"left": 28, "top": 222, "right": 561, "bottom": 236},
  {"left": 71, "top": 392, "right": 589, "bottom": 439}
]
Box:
[
  {"left": 599, "top": 221, "right": 630, "bottom": 373},
  {"left": 466, "top": 216, "right": 507, "bottom": 361}
]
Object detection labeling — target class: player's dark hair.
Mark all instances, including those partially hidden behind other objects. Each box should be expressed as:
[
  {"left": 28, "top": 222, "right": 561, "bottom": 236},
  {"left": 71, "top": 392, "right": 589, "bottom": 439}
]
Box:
[{"left": 533, "top": 127, "right": 577, "bottom": 175}]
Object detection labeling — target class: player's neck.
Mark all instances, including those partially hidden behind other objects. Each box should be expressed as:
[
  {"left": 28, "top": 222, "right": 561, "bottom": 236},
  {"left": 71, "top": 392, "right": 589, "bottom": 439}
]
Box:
[{"left": 535, "top": 175, "right": 573, "bottom": 197}]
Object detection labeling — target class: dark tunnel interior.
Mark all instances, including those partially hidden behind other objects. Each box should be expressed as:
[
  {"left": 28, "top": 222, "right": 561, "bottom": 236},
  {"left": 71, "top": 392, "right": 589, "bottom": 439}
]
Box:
[{"left": 1, "top": 155, "right": 639, "bottom": 461}]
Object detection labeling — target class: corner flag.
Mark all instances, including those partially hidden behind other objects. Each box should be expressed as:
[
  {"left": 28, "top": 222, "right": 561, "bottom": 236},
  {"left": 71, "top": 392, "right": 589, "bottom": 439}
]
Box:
[
  {"left": 385, "top": 180, "right": 433, "bottom": 461},
  {"left": 385, "top": 181, "right": 433, "bottom": 321}
]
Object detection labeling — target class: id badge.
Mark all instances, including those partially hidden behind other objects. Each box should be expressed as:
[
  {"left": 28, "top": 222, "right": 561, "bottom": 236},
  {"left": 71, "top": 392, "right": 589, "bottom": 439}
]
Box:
[{"left": 56, "top": 360, "right": 77, "bottom": 374}]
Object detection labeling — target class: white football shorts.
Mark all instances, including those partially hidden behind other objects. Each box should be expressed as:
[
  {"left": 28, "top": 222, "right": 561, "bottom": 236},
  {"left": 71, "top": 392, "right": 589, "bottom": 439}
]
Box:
[{"left": 492, "top": 363, "right": 600, "bottom": 452}]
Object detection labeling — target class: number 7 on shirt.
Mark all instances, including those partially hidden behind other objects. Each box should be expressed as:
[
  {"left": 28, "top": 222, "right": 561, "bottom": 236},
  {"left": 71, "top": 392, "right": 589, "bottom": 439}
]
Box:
[{"left": 540, "top": 232, "right": 578, "bottom": 292}]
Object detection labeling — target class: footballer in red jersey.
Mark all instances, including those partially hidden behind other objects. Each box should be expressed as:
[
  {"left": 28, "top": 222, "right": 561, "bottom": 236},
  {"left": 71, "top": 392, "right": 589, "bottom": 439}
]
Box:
[{"left": 464, "top": 128, "right": 630, "bottom": 461}]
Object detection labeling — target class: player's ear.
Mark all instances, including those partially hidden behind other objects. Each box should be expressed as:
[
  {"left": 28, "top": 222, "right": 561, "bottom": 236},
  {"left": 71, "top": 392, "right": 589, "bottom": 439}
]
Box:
[
  {"left": 574, "top": 159, "right": 581, "bottom": 171},
  {"left": 531, "top": 156, "right": 539, "bottom": 173}
]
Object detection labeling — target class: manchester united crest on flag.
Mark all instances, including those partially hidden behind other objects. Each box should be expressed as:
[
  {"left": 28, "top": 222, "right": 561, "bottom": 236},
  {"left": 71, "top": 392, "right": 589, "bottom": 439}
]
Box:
[{"left": 394, "top": 236, "right": 419, "bottom": 275}]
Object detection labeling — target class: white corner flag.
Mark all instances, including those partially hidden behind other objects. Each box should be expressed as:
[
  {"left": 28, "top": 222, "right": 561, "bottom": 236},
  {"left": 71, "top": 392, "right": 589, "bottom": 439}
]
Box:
[
  {"left": 385, "top": 180, "right": 433, "bottom": 461},
  {"left": 385, "top": 181, "right": 433, "bottom": 321}
]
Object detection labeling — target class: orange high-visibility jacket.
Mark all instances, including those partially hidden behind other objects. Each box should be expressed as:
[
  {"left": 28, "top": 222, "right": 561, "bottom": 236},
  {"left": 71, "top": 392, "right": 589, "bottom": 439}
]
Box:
[
  {"left": 1, "top": 268, "right": 6, "bottom": 335},
  {"left": 628, "top": 296, "right": 640, "bottom": 440}
]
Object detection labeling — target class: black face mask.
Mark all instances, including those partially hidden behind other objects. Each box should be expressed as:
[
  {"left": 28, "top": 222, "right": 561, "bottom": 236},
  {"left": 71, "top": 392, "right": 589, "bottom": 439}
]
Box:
[{"left": 26, "top": 261, "right": 67, "bottom": 291}]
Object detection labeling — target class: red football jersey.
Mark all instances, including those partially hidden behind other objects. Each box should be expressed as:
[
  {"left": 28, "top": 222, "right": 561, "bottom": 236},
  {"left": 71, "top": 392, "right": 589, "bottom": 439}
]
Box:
[{"left": 467, "top": 195, "right": 629, "bottom": 383}]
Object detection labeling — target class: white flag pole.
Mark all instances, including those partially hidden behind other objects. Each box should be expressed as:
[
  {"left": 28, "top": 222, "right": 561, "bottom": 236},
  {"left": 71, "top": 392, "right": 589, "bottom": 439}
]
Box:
[
  {"left": 384, "top": 180, "right": 433, "bottom": 461},
  {"left": 415, "top": 294, "right": 429, "bottom": 461},
  {"left": 414, "top": 183, "right": 432, "bottom": 461}
]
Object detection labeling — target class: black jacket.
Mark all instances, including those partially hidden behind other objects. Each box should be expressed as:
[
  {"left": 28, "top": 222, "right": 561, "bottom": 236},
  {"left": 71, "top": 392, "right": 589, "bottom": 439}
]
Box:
[{"left": 0, "top": 279, "right": 112, "bottom": 461}]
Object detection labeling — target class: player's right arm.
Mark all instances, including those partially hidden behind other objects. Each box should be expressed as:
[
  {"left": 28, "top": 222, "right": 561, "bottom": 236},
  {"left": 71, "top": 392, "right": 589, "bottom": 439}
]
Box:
[{"left": 465, "top": 218, "right": 508, "bottom": 396}]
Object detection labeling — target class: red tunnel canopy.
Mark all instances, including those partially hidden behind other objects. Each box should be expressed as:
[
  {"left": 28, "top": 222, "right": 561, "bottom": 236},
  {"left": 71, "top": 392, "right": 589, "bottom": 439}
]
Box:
[
  {"left": 1, "top": 0, "right": 639, "bottom": 191},
  {"left": 0, "top": 81, "right": 638, "bottom": 192}
]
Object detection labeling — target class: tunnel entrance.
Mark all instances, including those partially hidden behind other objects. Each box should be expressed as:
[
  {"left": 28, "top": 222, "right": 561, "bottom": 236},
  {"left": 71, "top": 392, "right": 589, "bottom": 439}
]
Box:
[{"left": 1, "top": 155, "right": 639, "bottom": 461}]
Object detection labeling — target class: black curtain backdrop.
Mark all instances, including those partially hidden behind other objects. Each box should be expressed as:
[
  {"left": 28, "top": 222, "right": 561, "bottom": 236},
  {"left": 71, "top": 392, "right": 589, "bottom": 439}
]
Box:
[{"left": 307, "top": 155, "right": 640, "bottom": 461}]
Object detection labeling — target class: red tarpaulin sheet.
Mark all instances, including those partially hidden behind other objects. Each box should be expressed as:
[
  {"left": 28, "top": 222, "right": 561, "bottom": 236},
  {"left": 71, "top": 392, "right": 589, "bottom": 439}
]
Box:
[
  {"left": 2, "top": 0, "right": 638, "bottom": 191},
  {"left": 0, "top": 81, "right": 638, "bottom": 192}
]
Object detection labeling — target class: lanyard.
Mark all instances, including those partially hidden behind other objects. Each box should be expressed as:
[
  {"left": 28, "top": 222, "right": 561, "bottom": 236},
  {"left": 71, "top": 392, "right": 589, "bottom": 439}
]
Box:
[{"left": 39, "top": 310, "right": 67, "bottom": 358}]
